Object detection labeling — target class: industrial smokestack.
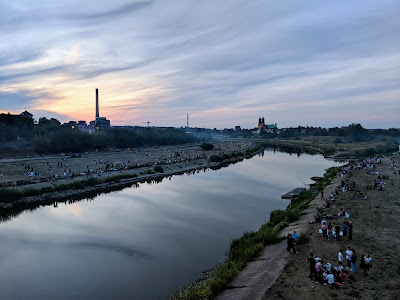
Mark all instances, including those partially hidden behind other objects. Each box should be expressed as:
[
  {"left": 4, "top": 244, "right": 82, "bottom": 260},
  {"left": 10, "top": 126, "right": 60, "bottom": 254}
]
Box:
[{"left": 95, "top": 89, "right": 99, "bottom": 118}]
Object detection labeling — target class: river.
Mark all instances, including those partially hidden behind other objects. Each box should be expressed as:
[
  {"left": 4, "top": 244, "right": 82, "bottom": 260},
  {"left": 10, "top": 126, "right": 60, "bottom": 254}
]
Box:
[{"left": 0, "top": 150, "right": 343, "bottom": 299}]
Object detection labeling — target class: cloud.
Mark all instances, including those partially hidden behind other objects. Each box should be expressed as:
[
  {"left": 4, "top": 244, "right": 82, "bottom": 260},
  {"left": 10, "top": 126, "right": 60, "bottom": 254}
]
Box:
[
  {"left": 64, "top": 44, "right": 80, "bottom": 65},
  {"left": 0, "top": 0, "right": 399, "bottom": 128}
]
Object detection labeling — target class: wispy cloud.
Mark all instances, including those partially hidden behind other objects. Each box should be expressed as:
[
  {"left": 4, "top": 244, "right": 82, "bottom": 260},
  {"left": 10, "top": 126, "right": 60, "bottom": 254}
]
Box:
[{"left": 0, "top": 0, "right": 399, "bottom": 128}]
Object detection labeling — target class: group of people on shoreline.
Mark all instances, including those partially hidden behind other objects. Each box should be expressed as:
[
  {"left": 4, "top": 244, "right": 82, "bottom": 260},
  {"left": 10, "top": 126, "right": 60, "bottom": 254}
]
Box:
[
  {"left": 307, "top": 249, "right": 372, "bottom": 288},
  {"left": 1, "top": 141, "right": 255, "bottom": 188},
  {"left": 302, "top": 158, "right": 387, "bottom": 289}
]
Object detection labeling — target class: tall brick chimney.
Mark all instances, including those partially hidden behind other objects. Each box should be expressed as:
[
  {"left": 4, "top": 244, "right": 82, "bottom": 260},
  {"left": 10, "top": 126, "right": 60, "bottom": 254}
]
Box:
[{"left": 95, "top": 88, "right": 99, "bottom": 118}]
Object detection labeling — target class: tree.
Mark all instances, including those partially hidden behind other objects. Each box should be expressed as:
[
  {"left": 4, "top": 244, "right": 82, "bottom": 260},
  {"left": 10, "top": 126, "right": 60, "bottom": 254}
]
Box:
[{"left": 200, "top": 142, "right": 214, "bottom": 150}]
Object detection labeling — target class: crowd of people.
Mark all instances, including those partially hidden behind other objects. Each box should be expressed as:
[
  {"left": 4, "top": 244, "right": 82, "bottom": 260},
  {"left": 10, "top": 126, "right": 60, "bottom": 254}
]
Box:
[
  {"left": 0, "top": 141, "right": 255, "bottom": 188},
  {"left": 299, "top": 158, "right": 392, "bottom": 290},
  {"left": 307, "top": 250, "right": 372, "bottom": 287}
]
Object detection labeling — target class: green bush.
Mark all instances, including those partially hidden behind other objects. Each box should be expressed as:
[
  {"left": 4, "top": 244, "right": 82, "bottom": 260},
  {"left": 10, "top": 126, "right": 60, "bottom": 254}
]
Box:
[
  {"left": 222, "top": 153, "right": 232, "bottom": 160},
  {"left": 153, "top": 165, "right": 164, "bottom": 173},
  {"left": 146, "top": 168, "right": 155, "bottom": 174},
  {"left": 298, "top": 233, "right": 310, "bottom": 245},
  {"left": 0, "top": 188, "right": 24, "bottom": 202},
  {"left": 210, "top": 155, "right": 224, "bottom": 162},
  {"left": 269, "top": 209, "right": 287, "bottom": 227},
  {"left": 200, "top": 142, "right": 215, "bottom": 151}
]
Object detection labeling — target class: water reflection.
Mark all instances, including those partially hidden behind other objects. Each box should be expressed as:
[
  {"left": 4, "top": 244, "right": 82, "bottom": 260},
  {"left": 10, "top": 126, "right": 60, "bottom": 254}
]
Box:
[{"left": 0, "top": 150, "right": 344, "bottom": 299}]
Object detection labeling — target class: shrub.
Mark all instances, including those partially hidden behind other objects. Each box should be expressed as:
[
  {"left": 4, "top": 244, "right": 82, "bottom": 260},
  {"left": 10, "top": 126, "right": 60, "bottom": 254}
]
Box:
[
  {"left": 209, "top": 261, "right": 240, "bottom": 296},
  {"left": 200, "top": 142, "right": 215, "bottom": 151},
  {"left": 210, "top": 155, "right": 224, "bottom": 162},
  {"left": 153, "top": 165, "right": 164, "bottom": 173},
  {"left": 146, "top": 168, "right": 155, "bottom": 174},
  {"left": 269, "top": 209, "right": 287, "bottom": 227},
  {"left": 222, "top": 153, "right": 232, "bottom": 160},
  {"left": 0, "top": 188, "right": 24, "bottom": 202},
  {"left": 298, "top": 233, "right": 310, "bottom": 245}
]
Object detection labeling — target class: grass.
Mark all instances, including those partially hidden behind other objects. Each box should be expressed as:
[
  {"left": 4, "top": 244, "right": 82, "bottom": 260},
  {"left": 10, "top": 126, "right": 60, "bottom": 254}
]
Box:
[
  {"left": 259, "top": 138, "right": 398, "bottom": 158},
  {"left": 170, "top": 165, "right": 340, "bottom": 299},
  {"left": 0, "top": 172, "right": 139, "bottom": 203}
]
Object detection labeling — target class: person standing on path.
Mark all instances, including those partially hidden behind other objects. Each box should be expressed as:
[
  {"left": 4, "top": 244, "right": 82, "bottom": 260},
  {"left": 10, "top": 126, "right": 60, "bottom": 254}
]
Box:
[
  {"left": 322, "top": 223, "right": 327, "bottom": 238},
  {"left": 348, "top": 220, "right": 353, "bottom": 240},
  {"left": 327, "top": 223, "right": 333, "bottom": 240},
  {"left": 351, "top": 249, "right": 357, "bottom": 274},
  {"left": 338, "top": 249, "right": 344, "bottom": 264},
  {"left": 346, "top": 248, "right": 353, "bottom": 269},
  {"left": 287, "top": 233, "right": 297, "bottom": 254},
  {"left": 342, "top": 222, "right": 349, "bottom": 238},
  {"left": 335, "top": 224, "right": 341, "bottom": 241},
  {"left": 292, "top": 231, "right": 299, "bottom": 245},
  {"left": 360, "top": 253, "right": 366, "bottom": 273},
  {"left": 321, "top": 190, "right": 324, "bottom": 200},
  {"left": 307, "top": 253, "right": 317, "bottom": 282},
  {"left": 364, "top": 254, "right": 372, "bottom": 276}
]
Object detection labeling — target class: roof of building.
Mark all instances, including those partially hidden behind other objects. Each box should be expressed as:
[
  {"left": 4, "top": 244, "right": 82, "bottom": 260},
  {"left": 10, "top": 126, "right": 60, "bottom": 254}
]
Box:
[{"left": 20, "top": 110, "right": 33, "bottom": 117}]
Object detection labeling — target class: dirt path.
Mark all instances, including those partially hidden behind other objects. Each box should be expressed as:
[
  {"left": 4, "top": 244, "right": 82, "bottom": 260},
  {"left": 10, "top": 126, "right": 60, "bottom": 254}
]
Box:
[{"left": 216, "top": 173, "right": 343, "bottom": 299}]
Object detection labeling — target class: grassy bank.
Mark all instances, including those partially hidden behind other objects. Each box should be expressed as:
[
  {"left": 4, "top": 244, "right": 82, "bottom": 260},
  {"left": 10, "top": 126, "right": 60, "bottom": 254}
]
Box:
[
  {"left": 259, "top": 138, "right": 398, "bottom": 158},
  {"left": 0, "top": 172, "right": 140, "bottom": 203},
  {"left": 170, "top": 165, "right": 340, "bottom": 299}
]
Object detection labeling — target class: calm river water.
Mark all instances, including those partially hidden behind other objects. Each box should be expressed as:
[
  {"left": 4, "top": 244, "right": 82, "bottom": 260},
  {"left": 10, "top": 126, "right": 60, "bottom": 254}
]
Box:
[{"left": 0, "top": 150, "right": 343, "bottom": 299}]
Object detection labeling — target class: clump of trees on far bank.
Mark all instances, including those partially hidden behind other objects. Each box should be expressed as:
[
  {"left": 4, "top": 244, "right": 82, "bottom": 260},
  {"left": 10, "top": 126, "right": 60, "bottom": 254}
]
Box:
[
  {"left": 33, "top": 126, "right": 197, "bottom": 154},
  {"left": 200, "top": 142, "right": 214, "bottom": 150},
  {"left": 0, "top": 115, "right": 198, "bottom": 154}
]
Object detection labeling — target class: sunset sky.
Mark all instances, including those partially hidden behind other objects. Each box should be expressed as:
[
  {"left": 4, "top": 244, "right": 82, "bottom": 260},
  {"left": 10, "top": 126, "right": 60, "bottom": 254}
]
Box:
[{"left": 1, "top": 0, "right": 399, "bottom": 129}]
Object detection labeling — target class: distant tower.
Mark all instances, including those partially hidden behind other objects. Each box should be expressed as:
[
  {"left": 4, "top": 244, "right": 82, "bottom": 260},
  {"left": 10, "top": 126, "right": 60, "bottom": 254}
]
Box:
[
  {"left": 258, "top": 117, "right": 263, "bottom": 129},
  {"left": 95, "top": 88, "right": 99, "bottom": 118},
  {"left": 186, "top": 114, "right": 190, "bottom": 133}
]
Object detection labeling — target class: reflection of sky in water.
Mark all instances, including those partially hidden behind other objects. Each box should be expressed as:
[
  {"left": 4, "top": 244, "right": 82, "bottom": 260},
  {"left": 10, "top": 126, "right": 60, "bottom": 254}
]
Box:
[{"left": 0, "top": 151, "right": 343, "bottom": 299}]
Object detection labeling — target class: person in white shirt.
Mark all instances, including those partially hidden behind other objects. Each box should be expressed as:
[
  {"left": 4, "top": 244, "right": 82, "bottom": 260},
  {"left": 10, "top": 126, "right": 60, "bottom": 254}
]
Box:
[
  {"left": 324, "top": 271, "right": 335, "bottom": 284},
  {"left": 345, "top": 247, "right": 353, "bottom": 268},
  {"left": 338, "top": 249, "right": 343, "bottom": 263},
  {"left": 364, "top": 254, "right": 372, "bottom": 276}
]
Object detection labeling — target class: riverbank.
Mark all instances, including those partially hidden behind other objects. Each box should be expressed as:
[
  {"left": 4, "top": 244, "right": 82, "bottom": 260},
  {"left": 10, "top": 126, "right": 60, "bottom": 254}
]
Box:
[
  {"left": 176, "top": 153, "right": 400, "bottom": 300},
  {"left": 257, "top": 138, "right": 398, "bottom": 159},
  {"left": 215, "top": 175, "right": 342, "bottom": 300},
  {"left": 263, "top": 154, "right": 400, "bottom": 300},
  {"left": 0, "top": 140, "right": 258, "bottom": 217},
  {"left": 171, "top": 160, "right": 342, "bottom": 299}
]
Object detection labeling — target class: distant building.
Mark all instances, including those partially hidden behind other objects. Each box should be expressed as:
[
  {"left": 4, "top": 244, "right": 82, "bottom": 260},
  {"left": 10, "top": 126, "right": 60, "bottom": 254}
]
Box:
[
  {"left": 90, "top": 89, "right": 110, "bottom": 130},
  {"left": 20, "top": 110, "right": 33, "bottom": 119},
  {"left": 235, "top": 126, "right": 241, "bottom": 131},
  {"left": 66, "top": 121, "right": 77, "bottom": 126},
  {"left": 257, "top": 117, "right": 278, "bottom": 134},
  {"left": 65, "top": 120, "right": 92, "bottom": 133},
  {"left": 77, "top": 121, "right": 91, "bottom": 133}
]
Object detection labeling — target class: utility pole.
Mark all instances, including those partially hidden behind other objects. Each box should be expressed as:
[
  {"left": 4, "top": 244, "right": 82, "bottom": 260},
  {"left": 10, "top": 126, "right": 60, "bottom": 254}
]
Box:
[{"left": 141, "top": 121, "right": 151, "bottom": 127}]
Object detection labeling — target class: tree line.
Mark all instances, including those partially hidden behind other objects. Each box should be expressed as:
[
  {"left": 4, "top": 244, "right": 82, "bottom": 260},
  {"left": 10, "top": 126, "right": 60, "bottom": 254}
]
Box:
[
  {"left": 0, "top": 115, "right": 197, "bottom": 154},
  {"left": 33, "top": 126, "right": 197, "bottom": 154}
]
